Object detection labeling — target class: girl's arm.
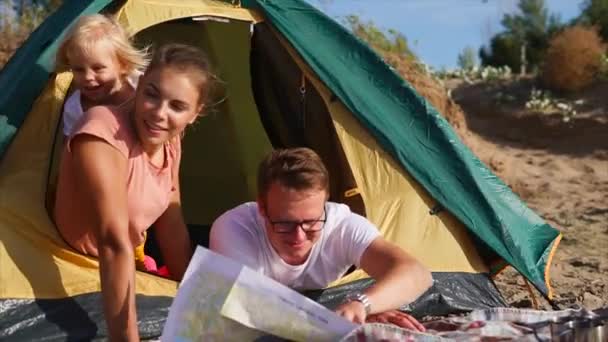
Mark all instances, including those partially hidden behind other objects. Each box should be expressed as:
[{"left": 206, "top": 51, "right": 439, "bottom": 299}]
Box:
[{"left": 71, "top": 134, "right": 138, "bottom": 342}]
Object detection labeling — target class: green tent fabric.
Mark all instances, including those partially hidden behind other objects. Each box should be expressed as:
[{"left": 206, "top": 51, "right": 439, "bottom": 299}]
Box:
[{"left": 0, "top": 0, "right": 559, "bottom": 302}]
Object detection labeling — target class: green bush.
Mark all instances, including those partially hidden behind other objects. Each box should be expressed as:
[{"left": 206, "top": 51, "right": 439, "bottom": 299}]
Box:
[{"left": 541, "top": 25, "right": 605, "bottom": 92}]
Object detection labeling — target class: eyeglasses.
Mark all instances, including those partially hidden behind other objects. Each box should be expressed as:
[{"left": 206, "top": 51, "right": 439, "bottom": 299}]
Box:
[{"left": 267, "top": 205, "right": 327, "bottom": 234}]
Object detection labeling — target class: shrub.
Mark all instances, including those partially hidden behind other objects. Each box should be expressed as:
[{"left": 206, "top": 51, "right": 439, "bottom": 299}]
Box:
[
  {"left": 541, "top": 25, "right": 605, "bottom": 92},
  {"left": 434, "top": 65, "right": 512, "bottom": 83},
  {"left": 525, "top": 88, "right": 578, "bottom": 122}
]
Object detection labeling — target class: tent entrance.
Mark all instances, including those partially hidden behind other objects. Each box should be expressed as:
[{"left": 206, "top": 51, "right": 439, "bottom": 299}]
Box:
[
  {"left": 135, "top": 19, "right": 272, "bottom": 230},
  {"left": 250, "top": 23, "right": 366, "bottom": 217}
]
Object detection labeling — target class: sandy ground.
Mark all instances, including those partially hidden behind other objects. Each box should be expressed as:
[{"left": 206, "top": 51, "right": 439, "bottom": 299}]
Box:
[
  {"left": 390, "top": 58, "right": 607, "bottom": 310},
  {"left": 450, "top": 80, "right": 608, "bottom": 310}
]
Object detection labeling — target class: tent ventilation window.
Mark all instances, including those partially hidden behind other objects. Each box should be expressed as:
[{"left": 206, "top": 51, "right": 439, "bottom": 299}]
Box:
[{"left": 192, "top": 16, "right": 230, "bottom": 23}]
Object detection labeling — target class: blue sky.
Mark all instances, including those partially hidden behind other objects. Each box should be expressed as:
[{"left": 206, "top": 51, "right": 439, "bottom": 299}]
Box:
[{"left": 306, "top": 0, "right": 584, "bottom": 69}]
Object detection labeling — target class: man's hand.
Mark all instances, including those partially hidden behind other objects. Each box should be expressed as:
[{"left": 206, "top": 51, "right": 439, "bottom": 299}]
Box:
[
  {"left": 335, "top": 300, "right": 367, "bottom": 324},
  {"left": 366, "top": 310, "right": 426, "bottom": 332}
]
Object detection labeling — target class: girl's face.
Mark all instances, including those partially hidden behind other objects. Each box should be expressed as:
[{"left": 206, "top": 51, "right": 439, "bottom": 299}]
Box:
[
  {"left": 68, "top": 41, "right": 125, "bottom": 103},
  {"left": 133, "top": 66, "right": 203, "bottom": 153}
]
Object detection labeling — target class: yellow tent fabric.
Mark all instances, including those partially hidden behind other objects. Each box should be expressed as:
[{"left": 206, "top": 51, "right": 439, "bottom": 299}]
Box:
[
  {"left": 116, "top": 0, "right": 263, "bottom": 34},
  {"left": 329, "top": 99, "right": 489, "bottom": 284}
]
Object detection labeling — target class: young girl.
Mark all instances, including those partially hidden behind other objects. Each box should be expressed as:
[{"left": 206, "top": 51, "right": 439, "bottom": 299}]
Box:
[
  {"left": 55, "top": 14, "right": 155, "bottom": 272},
  {"left": 55, "top": 14, "right": 147, "bottom": 137}
]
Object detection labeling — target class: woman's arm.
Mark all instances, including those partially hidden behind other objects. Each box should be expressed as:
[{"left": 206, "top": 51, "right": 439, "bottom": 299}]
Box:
[
  {"left": 71, "top": 134, "right": 139, "bottom": 342},
  {"left": 153, "top": 172, "right": 193, "bottom": 281}
]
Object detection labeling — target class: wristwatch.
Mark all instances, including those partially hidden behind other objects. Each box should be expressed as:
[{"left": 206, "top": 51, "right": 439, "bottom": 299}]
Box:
[{"left": 344, "top": 292, "right": 372, "bottom": 315}]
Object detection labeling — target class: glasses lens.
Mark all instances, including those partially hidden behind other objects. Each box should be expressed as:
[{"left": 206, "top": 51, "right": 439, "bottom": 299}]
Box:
[
  {"left": 273, "top": 223, "right": 291, "bottom": 233},
  {"left": 303, "top": 220, "right": 324, "bottom": 232},
  {"left": 273, "top": 221, "right": 324, "bottom": 233},
  {"left": 300, "top": 222, "right": 314, "bottom": 230}
]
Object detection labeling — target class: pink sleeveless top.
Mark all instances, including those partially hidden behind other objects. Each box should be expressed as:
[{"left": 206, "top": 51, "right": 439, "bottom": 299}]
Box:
[{"left": 54, "top": 105, "right": 181, "bottom": 256}]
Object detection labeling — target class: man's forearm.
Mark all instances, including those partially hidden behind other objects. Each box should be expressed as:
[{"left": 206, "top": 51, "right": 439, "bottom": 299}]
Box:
[{"left": 364, "top": 260, "right": 433, "bottom": 314}]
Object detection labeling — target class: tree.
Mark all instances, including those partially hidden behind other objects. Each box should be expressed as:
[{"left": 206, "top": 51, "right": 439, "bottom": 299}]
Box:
[
  {"left": 479, "top": 33, "right": 521, "bottom": 69},
  {"left": 457, "top": 46, "right": 477, "bottom": 70},
  {"left": 479, "top": 0, "right": 562, "bottom": 73},
  {"left": 578, "top": 0, "right": 608, "bottom": 42}
]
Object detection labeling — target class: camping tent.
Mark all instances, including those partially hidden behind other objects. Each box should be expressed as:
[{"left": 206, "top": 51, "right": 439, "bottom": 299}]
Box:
[{"left": 0, "top": 0, "right": 562, "bottom": 340}]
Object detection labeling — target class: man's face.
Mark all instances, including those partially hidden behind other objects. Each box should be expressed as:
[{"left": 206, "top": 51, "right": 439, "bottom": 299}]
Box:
[{"left": 259, "top": 182, "right": 327, "bottom": 266}]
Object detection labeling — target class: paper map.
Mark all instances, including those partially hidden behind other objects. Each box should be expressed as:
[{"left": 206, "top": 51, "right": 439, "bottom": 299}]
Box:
[{"left": 161, "top": 247, "right": 357, "bottom": 341}]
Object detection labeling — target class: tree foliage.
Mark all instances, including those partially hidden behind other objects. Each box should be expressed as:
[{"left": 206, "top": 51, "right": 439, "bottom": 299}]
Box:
[
  {"left": 457, "top": 46, "right": 477, "bottom": 70},
  {"left": 479, "top": 0, "right": 561, "bottom": 73},
  {"left": 578, "top": 0, "right": 608, "bottom": 42},
  {"left": 345, "top": 15, "right": 417, "bottom": 60},
  {"left": 0, "top": 0, "right": 63, "bottom": 67}
]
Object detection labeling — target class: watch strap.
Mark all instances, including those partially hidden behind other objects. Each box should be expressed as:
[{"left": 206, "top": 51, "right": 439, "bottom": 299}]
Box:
[{"left": 345, "top": 292, "right": 372, "bottom": 315}]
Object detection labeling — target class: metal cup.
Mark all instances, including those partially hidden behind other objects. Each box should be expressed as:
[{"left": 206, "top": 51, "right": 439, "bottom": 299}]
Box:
[{"left": 551, "top": 316, "right": 606, "bottom": 342}]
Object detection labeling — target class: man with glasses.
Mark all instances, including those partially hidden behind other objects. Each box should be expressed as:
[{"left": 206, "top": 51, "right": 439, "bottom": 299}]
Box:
[{"left": 210, "top": 148, "right": 432, "bottom": 330}]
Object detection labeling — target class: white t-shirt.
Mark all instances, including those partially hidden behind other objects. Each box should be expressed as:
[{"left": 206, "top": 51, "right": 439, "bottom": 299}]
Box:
[
  {"left": 62, "top": 72, "right": 141, "bottom": 136},
  {"left": 210, "top": 202, "right": 380, "bottom": 290}
]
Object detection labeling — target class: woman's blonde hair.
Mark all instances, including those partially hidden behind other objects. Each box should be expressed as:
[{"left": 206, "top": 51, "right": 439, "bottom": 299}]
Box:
[{"left": 55, "top": 14, "right": 148, "bottom": 75}]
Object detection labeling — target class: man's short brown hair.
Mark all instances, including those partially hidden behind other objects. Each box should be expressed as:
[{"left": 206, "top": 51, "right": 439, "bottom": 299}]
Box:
[{"left": 257, "top": 148, "right": 329, "bottom": 199}]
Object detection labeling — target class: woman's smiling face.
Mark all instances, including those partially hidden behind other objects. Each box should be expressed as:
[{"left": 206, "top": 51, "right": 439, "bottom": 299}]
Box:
[{"left": 133, "top": 66, "right": 203, "bottom": 153}]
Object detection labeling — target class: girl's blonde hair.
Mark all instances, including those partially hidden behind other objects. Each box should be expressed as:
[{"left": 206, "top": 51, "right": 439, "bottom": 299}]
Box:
[{"left": 55, "top": 14, "right": 148, "bottom": 75}]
